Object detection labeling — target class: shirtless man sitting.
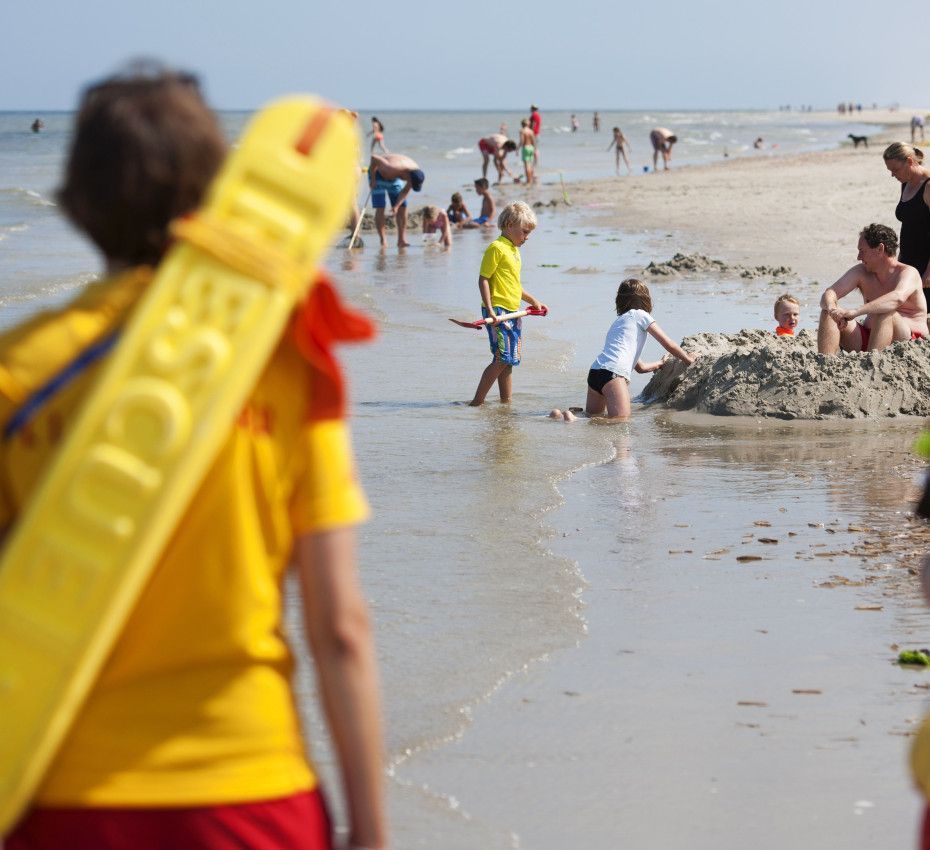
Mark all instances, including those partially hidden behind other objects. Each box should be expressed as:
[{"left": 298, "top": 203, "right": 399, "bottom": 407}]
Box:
[
  {"left": 368, "top": 153, "right": 426, "bottom": 248},
  {"left": 818, "top": 222, "right": 928, "bottom": 354}
]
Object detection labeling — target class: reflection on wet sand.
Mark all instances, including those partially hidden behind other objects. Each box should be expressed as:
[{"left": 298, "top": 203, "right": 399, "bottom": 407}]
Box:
[{"left": 650, "top": 411, "right": 930, "bottom": 597}]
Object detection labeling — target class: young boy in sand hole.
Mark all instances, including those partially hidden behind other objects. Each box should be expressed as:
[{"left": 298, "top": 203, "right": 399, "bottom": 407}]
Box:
[
  {"left": 469, "top": 202, "right": 546, "bottom": 406},
  {"left": 550, "top": 279, "right": 695, "bottom": 422},
  {"left": 774, "top": 294, "right": 800, "bottom": 336}
]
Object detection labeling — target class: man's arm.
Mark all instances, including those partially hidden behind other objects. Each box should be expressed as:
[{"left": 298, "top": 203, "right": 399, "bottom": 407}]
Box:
[
  {"left": 841, "top": 267, "right": 921, "bottom": 319},
  {"left": 296, "top": 527, "right": 386, "bottom": 850},
  {"left": 367, "top": 157, "right": 378, "bottom": 190},
  {"left": 392, "top": 178, "right": 413, "bottom": 209},
  {"left": 821, "top": 267, "right": 863, "bottom": 326},
  {"left": 496, "top": 152, "right": 514, "bottom": 180}
]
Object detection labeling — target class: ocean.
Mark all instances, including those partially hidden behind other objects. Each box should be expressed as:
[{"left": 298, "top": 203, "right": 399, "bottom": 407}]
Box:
[{"left": 2, "top": 107, "right": 927, "bottom": 849}]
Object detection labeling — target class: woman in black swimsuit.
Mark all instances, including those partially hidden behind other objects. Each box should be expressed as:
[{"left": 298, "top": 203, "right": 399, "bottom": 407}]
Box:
[{"left": 884, "top": 142, "right": 930, "bottom": 311}]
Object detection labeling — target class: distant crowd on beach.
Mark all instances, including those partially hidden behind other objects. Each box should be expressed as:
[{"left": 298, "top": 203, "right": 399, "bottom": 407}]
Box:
[{"left": 356, "top": 105, "right": 695, "bottom": 254}]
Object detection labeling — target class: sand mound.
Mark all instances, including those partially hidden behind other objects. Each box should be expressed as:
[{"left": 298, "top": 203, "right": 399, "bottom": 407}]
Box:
[
  {"left": 643, "top": 253, "right": 795, "bottom": 280},
  {"left": 642, "top": 329, "right": 930, "bottom": 419}
]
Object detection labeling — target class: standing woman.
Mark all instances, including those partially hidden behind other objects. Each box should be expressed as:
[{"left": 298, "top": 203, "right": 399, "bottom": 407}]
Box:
[
  {"left": 884, "top": 142, "right": 930, "bottom": 312},
  {"left": 368, "top": 116, "right": 387, "bottom": 153}
]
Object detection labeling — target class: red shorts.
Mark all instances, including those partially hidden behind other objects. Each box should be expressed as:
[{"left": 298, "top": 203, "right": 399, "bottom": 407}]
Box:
[
  {"left": 478, "top": 138, "right": 493, "bottom": 155},
  {"left": 5, "top": 789, "right": 332, "bottom": 850},
  {"left": 922, "top": 804, "right": 930, "bottom": 850},
  {"left": 857, "top": 322, "right": 925, "bottom": 348}
]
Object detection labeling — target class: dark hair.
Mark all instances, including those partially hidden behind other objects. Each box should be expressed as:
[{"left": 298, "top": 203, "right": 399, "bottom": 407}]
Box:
[
  {"left": 372, "top": 116, "right": 384, "bottom": 130},
  {"left": 474, "top": 177, "right": 489, "bottom": 190},
  {"left": 859, "top": 223, "right": 899, "bottom": 256},
  {"left": 615, "top": 278, "right": 652, "bottom": 315},
  {"left": 502, "top": 140, "right": 517, "bottom": 152},
  {"left": 58, "top": 61, "right": 226, "bottom": 266}
]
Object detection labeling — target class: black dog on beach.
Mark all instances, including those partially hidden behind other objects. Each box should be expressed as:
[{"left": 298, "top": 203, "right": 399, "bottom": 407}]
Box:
[{"left": 848, "top": 133, "right": 869, "bottom": 149}]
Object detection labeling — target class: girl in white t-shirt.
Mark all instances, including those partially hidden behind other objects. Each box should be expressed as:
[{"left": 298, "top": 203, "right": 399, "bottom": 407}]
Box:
[{"left": 550, "top": 278, "right": 695, "bottom": 422}]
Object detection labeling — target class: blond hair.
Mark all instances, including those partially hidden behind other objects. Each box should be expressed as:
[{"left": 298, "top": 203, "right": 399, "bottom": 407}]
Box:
[
  {"left": 421, "top": 205, "right": 440, "bottom": 223},
  {"left": 883, "top": 141, "right": 924, "bottom": 164},
  {"left": 497, "top": 201, "right": 537, "bottom": 232},
  {"left": 773, "top": 293, "right": 799, "bottom": 318}
]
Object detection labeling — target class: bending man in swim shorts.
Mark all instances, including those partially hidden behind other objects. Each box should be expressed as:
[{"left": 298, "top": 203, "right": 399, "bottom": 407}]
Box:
[
  {"left": 478, "top": 135, "right": 518, "bottom": 183},
  {"left": 368, "top": 153, "right": 426, "bottom": 248},
  {"left": 818, "top": 223, "right": 928, "bottom": 353},
  {"left": 649, "top": 127, "right": 678, "bottom": 171}
]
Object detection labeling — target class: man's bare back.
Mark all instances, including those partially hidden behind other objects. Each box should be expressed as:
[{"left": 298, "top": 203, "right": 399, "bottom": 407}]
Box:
[{"left": 369, "top": 153, "right": 419, "bottom": 180}]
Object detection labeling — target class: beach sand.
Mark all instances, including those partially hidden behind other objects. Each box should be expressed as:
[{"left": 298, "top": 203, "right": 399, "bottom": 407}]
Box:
[
  {"left": 565, "top": 125, "right": 904, "bottom": 286},
  {"left": 357, "top": 119, "right": 930, "bottom": 850}
]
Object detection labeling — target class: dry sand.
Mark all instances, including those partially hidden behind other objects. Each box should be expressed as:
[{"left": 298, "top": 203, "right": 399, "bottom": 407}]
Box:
[{"left": 567, "top": 122, "right": 907, "bottom": 285}]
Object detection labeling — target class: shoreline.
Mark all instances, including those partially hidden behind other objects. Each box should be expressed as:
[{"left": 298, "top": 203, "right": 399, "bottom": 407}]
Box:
[{"left": 545, "top": 119, "right": 918, "bottom": 285}]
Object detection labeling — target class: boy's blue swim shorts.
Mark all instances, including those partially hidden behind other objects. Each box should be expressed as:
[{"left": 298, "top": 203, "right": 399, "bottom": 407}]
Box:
[{"left": 482, "top": 306, "right": 522, "bottom": 365}]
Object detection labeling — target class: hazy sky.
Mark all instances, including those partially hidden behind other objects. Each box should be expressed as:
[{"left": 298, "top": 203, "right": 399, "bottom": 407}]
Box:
[{"left": 1, "top": 0, "right": 924, "bottom": 111}]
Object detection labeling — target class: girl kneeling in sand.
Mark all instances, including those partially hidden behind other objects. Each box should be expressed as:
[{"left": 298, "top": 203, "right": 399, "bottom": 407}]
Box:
[{"left": 550, "top": 278, "right": 695, "bottom": 422}]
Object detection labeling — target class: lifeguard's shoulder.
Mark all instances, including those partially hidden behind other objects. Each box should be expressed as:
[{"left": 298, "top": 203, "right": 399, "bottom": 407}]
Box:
[{"left": 0, "top": 271, "right": 149, "bottom": 413}]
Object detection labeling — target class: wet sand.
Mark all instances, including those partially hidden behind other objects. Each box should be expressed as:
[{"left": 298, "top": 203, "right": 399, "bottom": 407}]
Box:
[{"left": 370, "top": 119, "right": 930, "bottom": 848}]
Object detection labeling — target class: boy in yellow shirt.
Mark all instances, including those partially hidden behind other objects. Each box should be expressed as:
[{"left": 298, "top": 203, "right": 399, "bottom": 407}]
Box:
[
  {"left": 1, "top": 65, "right": 386, "bottom": 850},
  {"left": 469, "top": 202, "right": 547, "bottom": 406}
]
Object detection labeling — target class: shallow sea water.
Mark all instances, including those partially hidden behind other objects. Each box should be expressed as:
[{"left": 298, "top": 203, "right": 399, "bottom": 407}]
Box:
[
  {"left": 2, "top": 108, "right": 928, "bottom": 849},
  {"left": 293, "top": 211, "right": 930, "bottom": 849}
]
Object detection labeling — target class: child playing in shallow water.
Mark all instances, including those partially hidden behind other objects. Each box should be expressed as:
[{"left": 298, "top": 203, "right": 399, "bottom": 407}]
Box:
[
  {"left": 469, "top": 202, "right": 546, "bottom": 406},
  {"left": 460, "top": 178, "right": 496, "bottom": 228},
  {"left": 774, "top": 293, "right": 800, "bottom": 336},
  {"left": 421, "top": 205, "right": 452, "bottom": 246},
  {"left": 447, "top": 192, "right": 471, "bottom": 225},
  {"left": 550, "top": 278, "right": 695, "bottom": 422}
]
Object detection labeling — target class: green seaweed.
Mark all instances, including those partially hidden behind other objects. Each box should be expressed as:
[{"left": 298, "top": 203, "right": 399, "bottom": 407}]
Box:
[{"left": 898, "top": 650, "right": 930, "bottom": 666}]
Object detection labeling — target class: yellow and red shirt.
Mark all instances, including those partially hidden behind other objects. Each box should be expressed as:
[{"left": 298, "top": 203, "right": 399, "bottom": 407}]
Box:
[{"left": 0, "top": 268, "right": 368, "bottom": 807}]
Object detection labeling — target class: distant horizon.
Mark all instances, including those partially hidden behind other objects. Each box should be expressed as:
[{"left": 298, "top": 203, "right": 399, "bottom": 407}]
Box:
[{"left": 1, "top": 104, "right": 922, "bottom": 115}]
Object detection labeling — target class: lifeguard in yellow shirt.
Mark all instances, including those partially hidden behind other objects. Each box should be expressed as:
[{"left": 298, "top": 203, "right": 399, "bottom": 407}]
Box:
[{"left": 1, "top": 65, "right": 386, "bottom": 850}]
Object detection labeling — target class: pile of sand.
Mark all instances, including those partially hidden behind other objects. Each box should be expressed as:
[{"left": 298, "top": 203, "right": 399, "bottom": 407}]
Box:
[
  {"left": 642, "top": 253, "right": 795, "bottom": 280},
  {"left": 642, "top": 329, "right": 930, "bottom": 419}
]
